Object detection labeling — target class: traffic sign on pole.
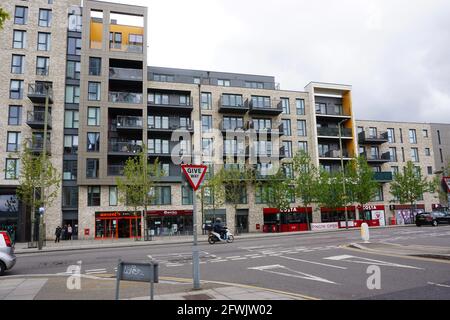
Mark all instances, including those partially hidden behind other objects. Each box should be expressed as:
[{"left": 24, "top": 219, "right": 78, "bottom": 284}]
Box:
[{"left": 181, "top": 164, "right": 208, "bottom": 191}]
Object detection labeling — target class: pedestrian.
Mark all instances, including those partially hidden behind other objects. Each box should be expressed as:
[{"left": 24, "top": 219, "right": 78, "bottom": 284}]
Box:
[
  {"left": 61, "top": 225, "right": 67, "bottom": 240},
  {"left": 55, "top": 226, "right": 62, "bottom": 243},
  {"left": 67, "top": 224, "right": 73, "bottom": 240}
]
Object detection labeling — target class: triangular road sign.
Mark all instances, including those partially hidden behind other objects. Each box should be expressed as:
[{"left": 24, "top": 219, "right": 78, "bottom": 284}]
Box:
[{"left": 181, "top": 164, "right": 208, "bottom": 191}]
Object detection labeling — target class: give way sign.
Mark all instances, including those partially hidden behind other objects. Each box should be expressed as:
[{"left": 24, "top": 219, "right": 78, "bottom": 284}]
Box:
[{"left": 181, "top": 164, "right": 208, "bottom": 191}]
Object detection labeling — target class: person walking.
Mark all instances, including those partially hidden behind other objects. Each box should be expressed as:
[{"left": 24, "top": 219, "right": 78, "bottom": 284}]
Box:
[
  {"left": 54, "top": 226, "right": 62, "bottom": 243},
  {"left": 67, "top": 224, "right": 73, "bottom": 240},
  {"left": 61, "top": 225, "right": 67, "bottom": 240}
]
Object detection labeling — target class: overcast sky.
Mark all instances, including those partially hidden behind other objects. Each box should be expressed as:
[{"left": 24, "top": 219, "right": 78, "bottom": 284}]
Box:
[{"left": 105, "top": 0, "right": 450, "bottom": 123}]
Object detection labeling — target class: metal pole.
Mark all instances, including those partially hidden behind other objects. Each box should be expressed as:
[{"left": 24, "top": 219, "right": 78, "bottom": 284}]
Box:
[{"left": 338, "top": 120, "right": 349, "bottom": 229}]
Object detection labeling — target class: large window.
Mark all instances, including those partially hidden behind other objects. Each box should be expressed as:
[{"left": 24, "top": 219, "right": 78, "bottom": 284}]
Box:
[
  {"left": 62, "top": 187, "right": 78, "bottom": 208},
  {"left": 297, "top": 120, "right": 307, "bottom": 136},
  {"left": 218, "top": 79, "right": 230, "bottom": 87},
  {"left": 202, "top": 138, "right": 214, "bottom": 156},
  {"left": 296, "top": 99, "right": 305, "bottom": 115},
  {"left": 66, "top": 61, "right": 80, "bottom": 79},
  {"left": 389, "top": 147, "right": 397, "bottom": 162},
  {"left": 251, "top": 96, "right": 271, "bottom": 108},
  {"left": 148, "top": 92, "right": 169, "bottom": 105},
  {"left": 36, "top": 56, "right": 50, "bottom": 76},
  {"left": 281, "top": 98, "right": 290, "bottom": 114},
  {"left": 88, "top": 186, "right": 101, "bottom": 206},
  {"left": 64, "top": 110, "right": 79, "bottom": 129},
  {"left": 387, "top": 128, "right": 395, "bottom": 143},
  {"left": 298, "top": 141, "right": 308, "bottom": 154},
  {"left": 372, "top": 186, "right": 384, "bottom": 202},
  {"left": 282, "top": 119, "right": 291, "bottom": 136},
  {"left": 13, "top": 30, "right": 27, "bottom": 49},
  {"left": 245, "top": 81, "right": 263, "bottom": 89},
  {"left": 88, "top": 82, "right": 101, "bottom": 101},
  {"left": 148, "top": 116, "right": 169, "bottom": 129},
  {"left": 109, "top": 32, "right": 122, "bottom": 49},
  {"left": 283, "top": 141, "right": 293, "bottom": 158},
  {"left": 150, "top": 187, "right": 171, "bottom": 205},
  {"left": 89, "top": 57, "right": 101, "bottom": 76},
  {"left": 88, "top": 107, "right": 100, "bottom": 126},
  {"left": 109, "top": 186, "right": 118, "bottom": 206},
  {"left": 129, "top": 34, "right": 143, "bottom": 46},
  {"left": 253, "top": 118, "right": 272, "bottom": 130},
  {"left": 65, "top": 85, "right": 80, "bottom": 103},
  {"left": 7, "top": 132, "right": 21, "bottom": 152},
  {"left": 67, "top": 37, "right": 82, "bottom": 55},
  {"left": 223, "top": 117, "right": 244, "bottom": 130},
  {"left": 202, "top": 115, "right": 212, "bottom": 132},
  {"left": 39, "top": 9, "right": 52, "bottom": 27},
  {"left": 148, "top": 139, "right": 170, "bottom": 154},
  {"left": 8, "top": 106, "right": 22, "bottom": 126},
  {"left": 14, "top": 6, "right": 28, "bottom": 24},
  {"left": 11, "top": 55, "right": 24, "bottom": 74},
  {"left": 86, "top": 159, "right": 99, "bottom": 178},
  {"left": 37, "top": 32, "right": 51, "bottom": 51},
  {"left": 201, "top": 92, "right": 212, "bottom": 110},
  {"left": 10, "top": 80, "right": 24, "bottom": 99},
  {"left": 87, "top": 132, "right": 100, "bottom": 152},
  {"left": 222, "top": 94, "right": 243, "bottom": 107},
  {"left": 182, "top": 186, "right": 193, "bottom": 205},
  {"left": 411, "top": 148, "right": 419, "bottom": 162},
  {"left": 64, "top": 135, "right": 78, "bottom": 155},
  {"left": 63, "top": 160, "right": 77, "bottom": 181},
  {"left": 152, "top": 74, "right": 174, "bottom": 82},
  {"left": 5, "top": 159, "right": 20, "bottom": 180},
  {"left": 409, "top": 129, "right": 417, "bottom": 144}
]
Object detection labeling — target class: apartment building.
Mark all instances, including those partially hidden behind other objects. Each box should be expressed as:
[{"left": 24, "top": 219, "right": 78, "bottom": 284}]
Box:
[{"left": 0, "top": 0, "right": 446, "bottom": 241}]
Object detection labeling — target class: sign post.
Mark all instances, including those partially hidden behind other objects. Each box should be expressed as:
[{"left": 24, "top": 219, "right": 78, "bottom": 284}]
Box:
[
  {"left": 181, "top": 164, "right": 208, "bottom": 290},
  {"left": 115, "top": 260, "right": 159, "bottom": 300}
]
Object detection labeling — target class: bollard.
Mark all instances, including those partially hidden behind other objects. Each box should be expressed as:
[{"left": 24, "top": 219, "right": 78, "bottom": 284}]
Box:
[{"left": 361, "top": 222, "right": 370, "bottom": 243}]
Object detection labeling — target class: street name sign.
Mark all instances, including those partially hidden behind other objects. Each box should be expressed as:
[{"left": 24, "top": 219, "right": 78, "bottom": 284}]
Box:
[{"left": 181, "top": 164, "right": 208, "bottom": 191}]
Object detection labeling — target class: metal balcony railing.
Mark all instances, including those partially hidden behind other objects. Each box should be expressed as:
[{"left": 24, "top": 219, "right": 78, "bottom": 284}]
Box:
[
  {"left": 317, "top": 127, "right": 353, "bottom": 137},
  {"left": 116, "top": 116, "right": 143, "bottom": 129},
  {"left": 28, "top": 83, "right": 53, "bottom": 103},
  {"left": 27, "top": 111, "right": 52, "bottom": 127},
  {"left": 315, "top": 109, "right": 350, "bottom": 117},
  {"left": 373, "top": 171, "right": 393, "bottom": 182},
  {"left": 109, "top": 141, "right": 143, "bottom": 154},
  {"left": 360, "top": 151, "right": 391, "bottom": 161},
  {"left": 358, "top": 131, "right": 389, "bottom": 144},
  {"left": 109, "top": 67, "right": 143, "bottom": 81},
  {"left": 320, "top": 149, "right": 350, "bottom": 158},
  {"left": 109, "top": 91, "right": 143, "bottom": 104}
]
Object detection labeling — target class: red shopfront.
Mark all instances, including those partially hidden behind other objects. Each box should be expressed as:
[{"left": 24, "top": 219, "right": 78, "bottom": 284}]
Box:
[
  {"left": 263, "top": 207, "right": 312, "bottom": 233},
  {"left": 95, "top": 211, "right": 142, "bottom": 239},
  {"left": 146, "top": 210, "right": 193, "bottom": 236},
  {"left": 320, "top": 206, "right": 381, "bottom": 228},
  {"left": 358, "top": 204, "right": 386, "bottom": 226}
]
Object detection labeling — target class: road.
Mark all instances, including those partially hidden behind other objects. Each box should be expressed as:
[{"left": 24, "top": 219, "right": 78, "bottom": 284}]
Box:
[{"left": 7, "top": 225, "right": 450, "bottom": 299}]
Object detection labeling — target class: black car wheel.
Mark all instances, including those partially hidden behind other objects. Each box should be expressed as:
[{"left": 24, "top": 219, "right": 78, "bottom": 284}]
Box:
[
  {"left": 432, "top": 220, "right": 438, "bottom": 227},
  {"left": 0, "top": 261, "right": 6, "bottom": 276},
  {"left": 416, "top": 223, "right": 421, "bottom": 227}
]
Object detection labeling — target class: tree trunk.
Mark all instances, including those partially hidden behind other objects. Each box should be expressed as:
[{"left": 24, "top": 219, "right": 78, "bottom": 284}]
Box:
[{"left": 305, "top": 205, "right": 310, "bottom": 231}]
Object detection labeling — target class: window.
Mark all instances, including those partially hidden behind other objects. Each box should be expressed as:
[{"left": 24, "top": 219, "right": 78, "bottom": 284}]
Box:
[
  {"left": 150, "top": 187, "right": 171, "bottom": 205},
  {"left": 180, "top": 117, "right": 191, "bottom": 129},
  {"left": 182, "top": 186, "right": 193, "bottom": 205},
  {"left": 253, "top": 118, "right": 272, "bottom": 130},
  {"left": 202, "top": 115, "right": 212, "bottom": 132},
  {"left": 222, "top": 117, "right": 243, "bottom": 130},
  {"left": 296, "top": 99, "right": 305, "bottom": 115},
  {"left": 128, "top": 34, "right": 143, "bottom": 46},
  {"left": 89, "top": 57, "right": 101, "bottom": 76},
  {"left": 13, "top": 30, "right": 27, "bottom": 49},
  {"left": 64, "top": 135, "right": 78, "bottom": 154},
  {"left": 427, "top": 166, "right": 433, "bottom": 175},
  {"left": 86, "top": 159, "right": 99, "bottom": 178},
  {"left": 282, "top": 119, "right": 291, "bottom": 136},
  {"left": 372, "top": 186, "right": 384, "bottom": 202},
  {"left": 387, "top": 128, "right": 395, "bottom": 143},
  {"left": 14, "top": 6, "right": 28, "bottom": 24},
  {"left": 148, "top": 115, "right": 169, "bottom": 129},
  {"left": 202, "top": 138, "right": 213, "bottom": 156},
  {"left": 401, "top": 147, "right": 405, "bottom": 162},
  {"left": 251, "top": 96, "right": 271, "bottom": 108},
  {"left": 369, "top": 127, "right": 377, "bottom": 138},
  {"left": 152, "top": 74, "right": 174, "bottom": 82},
  {"left": 148, "top": 92, "right": 169, "bottom": 104},
  {"left": 88, "top": 186, "right": 101, "bottom": 206},
  {"left": 411, "top": 148, "right": 419, "bottom": 162},
  {"left": 422, "top": 129, "right": 428, "bottom": 138},
  {"left": 245, "top": 81, "right": 263, "bottom": 89},
  {"left": 7, "top": 132, "right": 21, "bottom": 152},
  {"left": 10, "top": 80, "right": 24, "bottom": 99},
  {"left": 37, "top": 32, "right": 51, "bottom": 51},
  {"left": 88, "top": 82, "right": 101, "bottom": 101},
  {"left": 87, "top": 132, "right": 100, "bottom": 152},
  {"left": 437, "top": 130, "right": 441, "bottom": 145},
  {"left": 62, "top": 187, "right": 78, "bottom": 208},
  {"left": 298, "top": 141, "right": 308, "bottom": 154},
  {"left": 425, "top": 148, "right": 431, "bottom": 156},
  {"left": 440, "top": 148, "right": 443, "bottom": 163},
  {"left": 5, "top": 159, "right": 20, "bottom": 180},
  {"left": 399, "top": 128, "right": 403, "bottom": 143},
  {"left": 11, "top": 55, "right": 24, "bottom": 74},
  {"left": 218, "top": 79, "right": 230, "bottom": 87},
  {"left": 283, "top": 163, "right": 294, "bottom": 179},
  {"left": 64, "top": 110, "right": 79, "bottom": 129},
  {"left": 225, "top": 185, "right": 247, "bottom": 204},
  {"left": 389, "top": 147, "right": 397, "bottom": 162},
  {"left": 88, "top": 107, "right": 100, "bottom": 126},
  {"left": 283, "top": 141, "right": 292, "bottom": 158},
  {"left": 68, "top": 11, "right": 82, "bottom": 32},
  {"left": 109, "top": 32, "right": 122, "bottom": 49},
  {"left": 67, "top": 37, "right": 82, "bottom": 55},
  {"left": 39, "top": 9, "right": 52, "bottom": 27},
  {"left": 65, "top": 85, "right": 80, "bottom": 103},
  {"left": 297, "top": 120, "right": 307, "bottom": 136},
  {"left": 148, "top": 139, "right": 170, "bottom": 154},
  {"left": 109, "top": 186, "right": 118, "bottom": 206},
  {"left": 156, "top": 163, "right": 170, "bottom": 177},
  {"left": 201, "top": 92, "right": 212, "bottom": 110},
  {"left": 222, "top": 94, "right": 243, "bottom": 107},
  {"left": 179, "top": 95, "right": 190, "bottom": 105},
  {"left": 36, "top": 56, "right": 50, "bottom": 76},
  {"left": 370, "top": 146, "right": 379, "bottom": 159},
  {"left": 63, "top": 160, "right": 77, "bottom": 181},
  {"left": 66, "top": 61, "right": 80, "bottom": 79},
  {"left": 409, "top": 129, "right": 417, "bottom": 144},
  {"left": 391, "top": 166, "right": 399, "bottom": 175},
  {"left": 8, "top": 106, "right": 22, "bottom": 126},
  {"left": 281, "top": 98, "right": 290, "bottom": 114}
]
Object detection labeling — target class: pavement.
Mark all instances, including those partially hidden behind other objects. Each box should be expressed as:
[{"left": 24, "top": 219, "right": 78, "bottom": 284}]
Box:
[{"left": 13, "top": 224, "right": 415, "bottom": 254}]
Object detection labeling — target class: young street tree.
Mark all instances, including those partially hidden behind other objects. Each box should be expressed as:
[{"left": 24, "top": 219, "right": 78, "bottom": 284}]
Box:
[
  {"left": 346, "top": 156, "right": 380, "bottom": 219},
  {"left": 200, "top": 165, "right": 225, "bottom": 227},
  {"left": 0, "top": 7, "right": 10, "bottom": 29},
  {"left": 259, "top": 166, "right": 293, "bottom": 213},
  {"left": 116, "top": 146, "right": 160, "bottom": 239},
  {"left": 292, "top": 151, "right": 319, "bottom": 230},
  {"left": 14, "top": 142, "right": 60, "bottom": 243},
  {"left": 390, "top": 161, "right": 434, "bottom": 223}
]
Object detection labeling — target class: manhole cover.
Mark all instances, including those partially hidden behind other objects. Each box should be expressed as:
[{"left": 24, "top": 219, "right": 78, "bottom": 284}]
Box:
[{"left": 182, "top": 294, "right": 212, "bottom": 300}]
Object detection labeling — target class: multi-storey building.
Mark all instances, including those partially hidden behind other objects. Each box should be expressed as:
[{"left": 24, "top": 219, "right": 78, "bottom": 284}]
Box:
[{"left": 0, "top": 0, "right": 447, "bottom": 241}]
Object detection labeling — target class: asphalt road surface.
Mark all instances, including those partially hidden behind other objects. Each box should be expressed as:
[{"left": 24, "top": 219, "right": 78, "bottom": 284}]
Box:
[{"left": 7, "top": 225, "right": 450, "bottom": 299}]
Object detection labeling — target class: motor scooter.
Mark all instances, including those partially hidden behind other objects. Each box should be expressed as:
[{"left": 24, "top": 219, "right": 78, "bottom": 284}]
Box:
[{"left": 208, "top": 228, "right": 234, "bottom": 244}]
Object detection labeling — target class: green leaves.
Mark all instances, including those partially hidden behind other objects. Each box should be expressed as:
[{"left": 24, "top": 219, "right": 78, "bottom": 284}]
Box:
[
  {"left": 0, "top": 7, "right": 10, "bottom": 30},
  {"left": 389, "top": 161, "right": 430, "bottom": 206},
  {"left": 260, "top": 167, "right": 293, "bottom": 211},
  {"left": 345, "top": 156, "right": 379, "bottom": 207}
]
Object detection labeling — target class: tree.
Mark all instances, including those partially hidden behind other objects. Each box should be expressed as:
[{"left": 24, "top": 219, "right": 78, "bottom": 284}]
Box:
[
  {"left": 390, "top": 161, "right": 433, "bottom": 223},
  {"left": 259, "top": 167, "right": 293, "bottom": 212},
  {"left": 14, "top": 142, "right": 60, "bottom": 243},
  {"left": 200, "top": 165, "right": 225, "bottom": 226},
  {"left": 346, "top": 156, "right": 380, "bottom": 219},
  {"left": 292, "top": 151, "right": 319, "bottom": 230},
  {"left": 116, "top": 146, "right": 160, "bottom": 239},
  {"left": 0, "top": 7, "right": 10, "bottom": 30}
]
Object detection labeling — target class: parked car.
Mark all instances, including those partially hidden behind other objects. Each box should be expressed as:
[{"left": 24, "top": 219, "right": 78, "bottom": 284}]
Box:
[
  {"left": 0, "top": 231, "right": 16, "bottom": 276},
  {"left": 416, "top": 211, "right": 450, "bottom": 227}
]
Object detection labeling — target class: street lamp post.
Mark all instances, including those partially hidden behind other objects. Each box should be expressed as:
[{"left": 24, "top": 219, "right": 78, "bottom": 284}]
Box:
[{"left": 338, "top": 119, "right": 349, "bottom": 229}]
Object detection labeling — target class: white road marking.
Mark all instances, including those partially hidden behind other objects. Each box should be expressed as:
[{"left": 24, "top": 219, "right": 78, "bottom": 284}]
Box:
[
  {"left": 85, "top": 268, "right": 106, "bottom": 273},
  {"left": 85, "top": 271, "right": 107, "bottom": 274},
  {"left": 250, "top": 255, "right": 264, "bottom": 258},
  {"left": 428, "top": 282, "right": 450, "bottom": 288},
  {"left": 226, "top": 256, "right": 241, "bottom": 259},
  {"left": 210, "top": 259, "right": 228, "bottom": 263},
  {"left": 166, "top": 263, "right": 184, "bottom": 267},
  {"left": 249, "top": 264, "right": 337, "bottom": 284},
  {"left": 230, "top": 257, "right": 247, "bottom": 261},
  {"left": 278, "top": 255, "right": 347, "bottom": 269},
  {"left": 324, "top": 255, "right": 424, "bottom": 270},
  {"left": 245, "top": 254, "right": 262, "bottom": 257}
]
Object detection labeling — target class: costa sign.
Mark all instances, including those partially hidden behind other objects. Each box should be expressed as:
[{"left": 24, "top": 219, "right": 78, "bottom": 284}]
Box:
[{"left": 357, "top": 205, "right": 385, "bottom": 211}]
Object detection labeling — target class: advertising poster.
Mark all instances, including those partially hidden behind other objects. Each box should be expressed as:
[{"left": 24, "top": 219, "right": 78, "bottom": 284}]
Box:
[{"left": 371, "top": 210, "right": 386, "bottom": 226}]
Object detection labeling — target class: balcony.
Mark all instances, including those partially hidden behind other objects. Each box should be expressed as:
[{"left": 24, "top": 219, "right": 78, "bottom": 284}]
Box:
[
  {"left": 28, "top": 138, "right": 51, "bottom": 155},
  {"left": 315, "top": 109, "right": 351, "bottom": 119},
  {"left": 116, "top": 116, "right": 143, "bottom": 130},
  {"left": 108, "top": 141, "right": 143, "bottom": 155},
  {"left": 148, "top": 118, "right": 193, "bottom": 134},
  {"left": 109, "top": 43, "right": 143, "bottom": 54},
  {"left": 220, "top": 121, "right": 247, "bottom": 136},
  {"left": 358, "top": 131, "right": 389, "bottom": 145},
  {"left": 28, "top": 83, "right": 53, "bottom": 104},
  {"left": 254, "top": 166, "right": 291, "bottom": 180},
  {"left": 109, "top": 67, "right": 143, "bottom": 81},
  {"left": 109, "top": 91, "right": 143, "bottom": 104},
  {"left": 247, "top": 121, "right": 284, "bottom": 137},
  {"left": 248, "top": 99, "right": 283, "bottom": 116},
  {"left": 148, "top": 142, "right": 192, "bottom": 159},
  {"left": 249, "top": 146, "right": 286, "bottom": 159},
  {"left": 147, "top": 96, "right": 193, "bottom": 112},
  {"left": 317, "top": 127, "right": 352, "bottom": 138},
  {"left": 26, "top": 111, "right": 52, "bottom": 130},
  {"left": 219, "top": 97, "right": 249, "bottom": 114},
  {"left": 373, "top": 171, "right": 393, "bottom": 183},
  {"left": 360, "top": 151, "right": 391, "bottom": 163},
  {"left": 223, "top": 146, "right": 249, "bottom": 158},
  {"left": 108, "top": 165, "right": 183, "bottom": 182},
  {"left": 319, "top": 149, "right": 351, "bottom": 159}
]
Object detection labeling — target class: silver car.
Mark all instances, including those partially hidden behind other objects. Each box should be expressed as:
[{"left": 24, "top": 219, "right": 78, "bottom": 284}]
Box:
[{"left": 0, "top": 231, "right": 16, "bottom": 275}]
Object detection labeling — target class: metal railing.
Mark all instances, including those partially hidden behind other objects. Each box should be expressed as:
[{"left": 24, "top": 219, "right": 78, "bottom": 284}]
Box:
[
  {"left": 147, "top": 95, "right": 193, "bottom": 107},
  {"left": 109, "top": 141, "right": 143, "bottom": 154},
  {"left": 109, "top": 91, "right": 143, "bottom": 104},
  {"left": 320, "top": 149, "right": 350, "bottom": 158},
  {"left": 29, "top": 138, "right": 51, "bottom": 153},
  {"left": 109, "top": 43, "right": 143, "bottom": 53},
  {"left": 109, "top": 67, "right": 143, "bottom": 81},
  {"left": 117, "top": 116, "right": 143, "bottom": 129},
  {"left": 360, "top": 151, "right": 391, "bottom": 161},
  {"left": 316, "top": 109, "right": 350, "bottom": 117},
  {"left": 108, "top": 165, "right": 124, "bottom": 176},
  {"left": 373, "top": 171, "right": 393, "bottom": 182},
  {"left": 28, "top": 83, "right": 53, "bottom": 99},
  {"left": 317, "top": 127, "right": 352, "bottom": 137},
  {"left": 27, "top": 111, "right": 52, "bottom": 126},
  {"left": 220, "top": 96, "right": 247, "bottom": 108}
]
